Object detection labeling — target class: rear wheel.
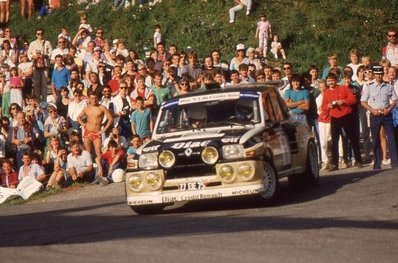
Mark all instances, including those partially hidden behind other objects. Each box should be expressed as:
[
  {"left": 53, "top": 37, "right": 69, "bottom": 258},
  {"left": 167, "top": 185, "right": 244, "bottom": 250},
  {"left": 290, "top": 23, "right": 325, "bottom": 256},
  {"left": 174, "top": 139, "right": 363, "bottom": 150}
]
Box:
[
  {"left": 259, "top": 161, "right": 279, "bottom": 201},
  {"left": 305, "top": 140, "right": 320, "bottom": 185}
]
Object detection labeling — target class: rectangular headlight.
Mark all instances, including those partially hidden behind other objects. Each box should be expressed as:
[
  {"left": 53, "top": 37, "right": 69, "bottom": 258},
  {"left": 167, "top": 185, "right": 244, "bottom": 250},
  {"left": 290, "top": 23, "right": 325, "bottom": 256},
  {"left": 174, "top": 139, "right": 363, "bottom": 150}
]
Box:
[
  {"left": 138, "top": 152, "right": 159, "bottom": 169},
  {"left": 222, "top": 144, "right": 245, "bottom": 160}
]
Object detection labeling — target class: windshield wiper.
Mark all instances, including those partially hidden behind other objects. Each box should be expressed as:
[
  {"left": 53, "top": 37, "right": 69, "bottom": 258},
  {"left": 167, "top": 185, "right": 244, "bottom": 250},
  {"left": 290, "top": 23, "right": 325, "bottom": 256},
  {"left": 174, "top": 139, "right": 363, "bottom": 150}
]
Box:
[{"left": 209, "top": 121, "right": 246, "bottom": 127}]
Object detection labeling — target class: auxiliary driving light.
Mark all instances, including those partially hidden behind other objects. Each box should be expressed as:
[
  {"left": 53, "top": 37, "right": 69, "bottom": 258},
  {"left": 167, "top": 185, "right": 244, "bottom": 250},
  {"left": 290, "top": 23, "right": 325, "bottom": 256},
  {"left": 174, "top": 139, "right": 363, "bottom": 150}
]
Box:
[
  {"left": 158, "top": 150, "right": 176, "bottom": 168},
  {"left": 146, "top": 172, "right": 163, "bottom": 191},
  {"left": 201, "top": 146, "right": 219, "bottom": 164},
  {"left": 218, "top": 164, "right": 236, "bottom": 183},
  {"left": 237, "top": 162, "right": 255, "bottom": 181},
  {"left": 128, "top": 174, "right": 144, "bottom": 192}
]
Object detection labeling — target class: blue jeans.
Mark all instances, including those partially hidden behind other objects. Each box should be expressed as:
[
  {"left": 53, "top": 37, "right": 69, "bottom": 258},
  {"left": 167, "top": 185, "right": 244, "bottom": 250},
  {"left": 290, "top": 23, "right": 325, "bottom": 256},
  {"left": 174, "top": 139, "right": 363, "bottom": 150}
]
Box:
[{"left": 370, "top": 114, "right": 398, "bottom": 169}]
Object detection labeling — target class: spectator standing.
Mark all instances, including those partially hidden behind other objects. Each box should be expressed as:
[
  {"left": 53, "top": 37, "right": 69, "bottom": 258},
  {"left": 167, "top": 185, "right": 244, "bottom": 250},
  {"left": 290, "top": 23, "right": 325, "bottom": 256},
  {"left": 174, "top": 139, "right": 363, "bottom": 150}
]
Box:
[
  {"left": 361, "top": 65, "right": 398, "bottom": 170},
  {"left": 316, "top": 80, "right": 331, "bottom": 169},
  {"left": 50, "top": 37, "right": 68, "bottom": 65},
  {"left": 20, "top": 0, "right": 34, "bottom": 18},
  {"left": 27, "top": 29, "right": 53, "bottom": 103},
  {"left": 153, "top": 24, "right": 162, "bottom": 48},
  {"left": 255, "top": 14, "right": 272, "bottom": 57},
  {"left": 321, "top": 73, "right": 363, "bottom": 171},
  {"left": 18, "top": 53, "right": 33, "bottom": 98},
  {"left": 51, "top": 55, "right": 70, "bottom": 103},
  {"left": 321, "top": 53, "right": 342, "bottom": 80},
  {"left": 382, "top": 29, "right": 398, "bottom": 67},
  {"left": 130, "top": 96, "right": 153, "bottom": 140},
  {"left": 67, "top": 89, "right": 87, "bottom": 132},
  {"left": 9, "top": 67, "right": 23, "bottom": 107},
  {"left": 229, "top": 0, "right": 252, "bottom": 23},
  {"left": 284, "top": 74, "right": 309, "bottom": 123},
  {"left": 347, "top": 48, "right": 361, "bottom": 81}
]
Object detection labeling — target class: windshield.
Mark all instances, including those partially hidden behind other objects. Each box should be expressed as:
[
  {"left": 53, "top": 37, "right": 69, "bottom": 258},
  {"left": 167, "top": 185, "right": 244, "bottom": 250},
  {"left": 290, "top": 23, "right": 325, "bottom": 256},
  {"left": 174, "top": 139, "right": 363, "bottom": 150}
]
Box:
[{"left": 155, "top": 92, "right": 261, "bottom": 134}]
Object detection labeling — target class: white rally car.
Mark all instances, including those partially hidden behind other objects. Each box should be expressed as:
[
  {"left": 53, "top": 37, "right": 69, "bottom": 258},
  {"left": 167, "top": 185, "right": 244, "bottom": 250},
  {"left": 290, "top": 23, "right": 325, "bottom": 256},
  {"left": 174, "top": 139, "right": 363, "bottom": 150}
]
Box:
[{"left": 125, "top": 82, "right": 319, "bottom": 214}]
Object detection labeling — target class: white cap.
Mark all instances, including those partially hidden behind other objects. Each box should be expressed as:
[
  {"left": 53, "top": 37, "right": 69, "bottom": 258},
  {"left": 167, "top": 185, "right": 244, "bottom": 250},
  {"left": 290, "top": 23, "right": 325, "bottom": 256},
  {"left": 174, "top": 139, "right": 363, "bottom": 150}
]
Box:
[
  {"left": 236, "top": 43, "right": 245, "bottom": 51},
  {"left": 113, "top": 39, "right": 119, "bottom": 45}
]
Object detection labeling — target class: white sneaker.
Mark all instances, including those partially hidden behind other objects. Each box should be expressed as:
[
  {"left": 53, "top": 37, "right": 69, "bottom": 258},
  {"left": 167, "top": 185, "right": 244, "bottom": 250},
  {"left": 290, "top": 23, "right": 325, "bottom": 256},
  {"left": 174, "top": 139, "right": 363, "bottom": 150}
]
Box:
[
  {"left": 229, "top": 20, "right": 234, "bottom": 23},
  {"left": 246, "top": 10, "right": 250, "bottom": 15},
  {"left": 382, "top": 159, "right": 391, "bottom": 165}
]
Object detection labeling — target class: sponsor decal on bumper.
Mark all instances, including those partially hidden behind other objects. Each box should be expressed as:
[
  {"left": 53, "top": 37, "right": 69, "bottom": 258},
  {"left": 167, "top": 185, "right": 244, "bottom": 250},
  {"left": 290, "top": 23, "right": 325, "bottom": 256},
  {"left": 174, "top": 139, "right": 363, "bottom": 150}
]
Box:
[{"left": 127, "top": 184, "right": 264, "bottom": 205}]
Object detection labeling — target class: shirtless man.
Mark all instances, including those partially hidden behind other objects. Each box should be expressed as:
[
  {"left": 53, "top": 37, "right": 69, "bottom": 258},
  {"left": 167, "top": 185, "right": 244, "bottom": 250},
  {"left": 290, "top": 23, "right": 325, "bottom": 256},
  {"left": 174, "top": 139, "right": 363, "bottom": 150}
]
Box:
[{"left": 77, "top": 91, "right": 113, "bottom": 160}]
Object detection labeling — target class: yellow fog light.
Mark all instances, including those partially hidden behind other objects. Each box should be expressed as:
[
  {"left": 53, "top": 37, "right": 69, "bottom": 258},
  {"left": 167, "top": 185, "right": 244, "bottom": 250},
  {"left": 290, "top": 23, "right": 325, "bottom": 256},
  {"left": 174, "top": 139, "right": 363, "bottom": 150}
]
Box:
[
  {"left": 146, "top": 172, "right": 163, "bottom": 191},
  {"left": 128, "top": 174, "right": 144, "bottom": 192},
  {"left": 159, "top": 150, "right": 176, "bottom": 168},
  {"left": 218, "top": 164, "right": 236, "bottom": 183},
  {"left": 201, "top": 146, "right": 219, "bottom": 164},
  {"left": 237, "top": 162, "right": 255, "bottom": 181}
]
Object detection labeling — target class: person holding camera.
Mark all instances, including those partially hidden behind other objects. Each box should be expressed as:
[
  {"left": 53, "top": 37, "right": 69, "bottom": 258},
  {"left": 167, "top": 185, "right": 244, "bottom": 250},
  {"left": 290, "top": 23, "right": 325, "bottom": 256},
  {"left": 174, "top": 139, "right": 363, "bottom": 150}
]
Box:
[
  {"left": 321, "top": 72, "right": 363, "bottom": 171},
  {"left": 27, "top": 29, "right": 53, "bottom": 103}
]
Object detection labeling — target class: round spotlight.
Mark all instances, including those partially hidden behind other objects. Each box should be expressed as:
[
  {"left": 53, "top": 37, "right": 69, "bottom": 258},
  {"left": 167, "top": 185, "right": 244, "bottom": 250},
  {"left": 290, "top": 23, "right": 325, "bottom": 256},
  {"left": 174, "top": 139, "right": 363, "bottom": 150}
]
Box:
[
  {"left": 218, "top": 164, "right": 236, "bottom": 183},
  {"left": 146, "top": 172, "right": 163, "bottom": 191},
  {"left": 128, "top": 174, "right": 144, "bottom": 192},
  {"left": 158, "top": 150, "right": 176, "bottom": 168},
  {"left": 237, "top": 162, "right": 255, "bottom": 181},
  {"left": 201, "top": 146, "right": 219, "bottom": 165}
]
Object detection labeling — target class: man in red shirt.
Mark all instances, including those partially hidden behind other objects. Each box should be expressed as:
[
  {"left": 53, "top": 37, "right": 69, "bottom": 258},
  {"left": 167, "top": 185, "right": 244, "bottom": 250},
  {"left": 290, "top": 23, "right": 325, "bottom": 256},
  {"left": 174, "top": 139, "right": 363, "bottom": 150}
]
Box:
[{"left": 321, "top": 72, "right": 363, "bottom": 171}]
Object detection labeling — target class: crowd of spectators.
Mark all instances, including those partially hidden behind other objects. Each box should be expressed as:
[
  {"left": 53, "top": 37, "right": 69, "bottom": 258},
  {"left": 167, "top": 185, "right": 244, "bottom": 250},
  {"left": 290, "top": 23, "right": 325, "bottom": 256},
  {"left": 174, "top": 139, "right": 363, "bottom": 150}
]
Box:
[{"left": 1, "top": 1, "right": 398, "bottom": 194}]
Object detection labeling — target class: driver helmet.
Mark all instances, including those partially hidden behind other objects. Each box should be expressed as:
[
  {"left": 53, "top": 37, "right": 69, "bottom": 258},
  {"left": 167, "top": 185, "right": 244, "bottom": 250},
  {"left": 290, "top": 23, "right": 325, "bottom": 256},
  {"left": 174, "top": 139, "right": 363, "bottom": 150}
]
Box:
[{"left": 235, "top": 100, "right": 254, "bottom": 121}]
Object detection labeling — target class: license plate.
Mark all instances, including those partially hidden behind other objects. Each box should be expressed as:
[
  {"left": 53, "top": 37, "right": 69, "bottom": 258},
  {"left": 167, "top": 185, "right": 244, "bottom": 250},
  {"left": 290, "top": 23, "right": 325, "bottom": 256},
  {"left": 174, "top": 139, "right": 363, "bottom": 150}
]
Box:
[{"left": 178, "top": 182, "right": 206, "bottom": 191}]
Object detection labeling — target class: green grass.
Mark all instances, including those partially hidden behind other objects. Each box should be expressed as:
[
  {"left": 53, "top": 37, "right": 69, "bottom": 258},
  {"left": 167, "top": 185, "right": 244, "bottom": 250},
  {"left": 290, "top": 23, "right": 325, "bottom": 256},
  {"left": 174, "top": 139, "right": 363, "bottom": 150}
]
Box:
[{"left": 8, "top": 1, "right": 398, "bottom": 72}]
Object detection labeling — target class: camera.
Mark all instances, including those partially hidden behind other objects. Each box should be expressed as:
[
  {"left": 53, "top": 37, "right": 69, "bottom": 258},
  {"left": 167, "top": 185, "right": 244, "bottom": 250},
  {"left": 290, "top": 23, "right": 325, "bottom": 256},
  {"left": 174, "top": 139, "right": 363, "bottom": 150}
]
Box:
[{"left": 331, "top": 101, "right": 338, "bottom": 108}]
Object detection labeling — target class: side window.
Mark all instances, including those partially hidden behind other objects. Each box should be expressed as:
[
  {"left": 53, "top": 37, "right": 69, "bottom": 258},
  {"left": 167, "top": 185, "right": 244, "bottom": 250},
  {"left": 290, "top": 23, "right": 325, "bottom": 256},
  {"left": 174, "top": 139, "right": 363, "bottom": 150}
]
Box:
[
  {"left": 261, "top": 92, "right": 276, "bottom": 121},
  {"left": 262, "top": 89, "right": 289, "bottom": 122}
]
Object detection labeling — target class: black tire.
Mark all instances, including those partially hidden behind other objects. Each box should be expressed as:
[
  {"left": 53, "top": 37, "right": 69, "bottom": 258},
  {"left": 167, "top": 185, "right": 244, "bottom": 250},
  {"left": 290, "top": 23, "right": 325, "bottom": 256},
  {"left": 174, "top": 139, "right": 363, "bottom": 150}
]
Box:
[
  {"left": 130, "top": 205, "right": 165, "bottom": 215},
  {"left": 305, "top": 140, "right": 320, "bottom": 185},
  {"left": 259, "top": 161, "right": 279, "bottom": 201}
]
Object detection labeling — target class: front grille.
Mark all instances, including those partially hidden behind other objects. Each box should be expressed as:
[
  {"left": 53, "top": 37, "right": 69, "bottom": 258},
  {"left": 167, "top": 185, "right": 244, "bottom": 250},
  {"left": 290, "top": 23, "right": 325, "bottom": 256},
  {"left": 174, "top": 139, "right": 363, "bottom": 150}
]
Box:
[{"left": 165, "top": 164, "right": 215, "bottom": 180}]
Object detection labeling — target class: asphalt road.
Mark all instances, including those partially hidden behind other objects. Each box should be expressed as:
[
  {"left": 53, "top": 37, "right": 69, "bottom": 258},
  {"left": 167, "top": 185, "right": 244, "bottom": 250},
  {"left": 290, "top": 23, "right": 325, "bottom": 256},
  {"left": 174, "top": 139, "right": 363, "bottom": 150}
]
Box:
[{"left": 1, "top": 165, "right": 398, "bottom": 263}]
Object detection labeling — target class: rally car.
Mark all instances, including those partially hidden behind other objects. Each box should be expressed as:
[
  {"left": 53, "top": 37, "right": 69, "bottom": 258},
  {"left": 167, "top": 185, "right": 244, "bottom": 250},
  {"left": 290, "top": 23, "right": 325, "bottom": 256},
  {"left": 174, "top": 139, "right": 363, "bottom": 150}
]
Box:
[{"left": 125, "top": 82, "right": 319, "bottom": 214}]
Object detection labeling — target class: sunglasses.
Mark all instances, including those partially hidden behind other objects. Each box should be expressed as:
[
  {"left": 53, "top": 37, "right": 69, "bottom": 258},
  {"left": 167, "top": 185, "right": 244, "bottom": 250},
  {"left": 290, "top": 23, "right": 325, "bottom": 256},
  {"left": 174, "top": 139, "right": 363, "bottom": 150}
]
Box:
[
  {"left": 180, "top": 83, "right": 188, "bottom": 86},
  {"left": 36, "top": 32, "right": 44, "bottom": 35},
  {"left": 11, "top": 107, "right": 17, "bottom": 110},
  {"left": 388, "top": 34, "right": 396, "bottom": 38},
  {"left": 58, "top": 41, "right": 65, "bottom": 44},
  {"left": 283, "top": 67, "right": 291, "bottom": 70},
  {"left": 49, "top": 111, "right": 56, "bottom": 113},
  {"left": 97, "top": 32, "right": 103, "bottom": 34},
  {"left": 119, "top": 86, "right": 127, "bottom": 89}
]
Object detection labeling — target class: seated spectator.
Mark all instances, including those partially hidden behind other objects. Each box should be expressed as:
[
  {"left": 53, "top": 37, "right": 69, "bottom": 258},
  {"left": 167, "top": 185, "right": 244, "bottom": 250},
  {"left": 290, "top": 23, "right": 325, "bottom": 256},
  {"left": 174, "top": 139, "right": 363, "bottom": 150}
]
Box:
[
  {"left": 44, "top": 104, "right": 68, "bottom": 141},
  {"left": 271, "top": 35, "right": 287, "bottom": 60},
  {"left": 229, "top": 0, "right": 252, "bottom": 23},
  {"left": 18, "top": 151, "right": 47, "bottom": 183},
  {"left": 102, "top": 127, "right": 128, "bottom": 152},
  {"left": 97, "top": 139, "right": 127, "bottom": 184},
  {"left": 67, "top": 141, "right": 95, "bottom": 183},
  {"left": 43, "top": 135, "right": 61, "bottom": 172},
  {"left": 46, "top": 146, "right": 68, "bottom": 189},
  {"left": 0, "top": 159, "right": 18, "bottom": 188}
]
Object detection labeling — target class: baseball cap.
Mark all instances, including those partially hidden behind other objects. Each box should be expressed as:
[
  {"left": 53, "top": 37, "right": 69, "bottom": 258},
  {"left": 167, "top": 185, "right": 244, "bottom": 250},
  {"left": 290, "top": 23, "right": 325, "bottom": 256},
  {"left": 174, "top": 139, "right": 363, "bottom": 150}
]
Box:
[
  {"left": 236, "top": 43, "right": 245, "bottom": 51},
  {"left": 94, "top": 46, "right": 102, "bottom": 52}
]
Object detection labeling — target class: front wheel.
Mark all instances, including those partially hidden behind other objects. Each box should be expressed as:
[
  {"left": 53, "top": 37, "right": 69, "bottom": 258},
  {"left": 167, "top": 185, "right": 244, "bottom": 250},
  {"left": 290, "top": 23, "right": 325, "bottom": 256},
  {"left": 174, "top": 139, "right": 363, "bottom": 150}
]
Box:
[{"left": 259, "top": 161, "right": 279, "bottom": 201}]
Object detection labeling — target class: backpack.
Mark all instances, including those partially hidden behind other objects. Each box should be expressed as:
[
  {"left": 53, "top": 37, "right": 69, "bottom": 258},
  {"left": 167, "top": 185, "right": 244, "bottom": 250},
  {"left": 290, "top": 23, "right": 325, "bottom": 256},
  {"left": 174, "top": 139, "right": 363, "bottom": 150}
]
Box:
[{"left": 392, "top": 106, "right": 398, "bottom": 127}]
